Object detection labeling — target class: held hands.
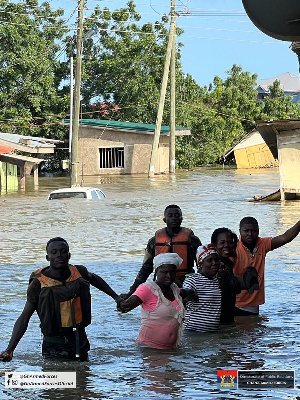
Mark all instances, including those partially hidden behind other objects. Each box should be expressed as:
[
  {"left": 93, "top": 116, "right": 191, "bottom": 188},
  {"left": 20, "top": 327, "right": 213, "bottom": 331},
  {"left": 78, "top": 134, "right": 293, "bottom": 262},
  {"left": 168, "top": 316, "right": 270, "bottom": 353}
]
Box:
[
  {"left": 0, "top": 350, "right": 13, "bottom": 362},
  {"left": 116, "top": 295, "right": 142, "bottom": 313},
  {"left": 119, "top": 292, "right": 132, "bottom": 301},
  {"left": 114, "top": 295, "right": 125, "bottom": 310},
  {"left": 117, "top": 299, "right": 132, "bottom": 313}
]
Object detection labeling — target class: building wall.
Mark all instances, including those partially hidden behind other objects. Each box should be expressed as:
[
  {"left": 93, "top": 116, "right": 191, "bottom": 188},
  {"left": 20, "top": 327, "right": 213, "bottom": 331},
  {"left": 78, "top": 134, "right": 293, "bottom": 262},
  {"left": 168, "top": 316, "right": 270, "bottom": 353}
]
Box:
[
  {"left": 234, "top": 143, "right": 278, "bottom": 169},
  {"left": 277, "top": 129, "right": 300, "bottom": 197},
  {"left": 0, "top": 162, "right": 18, "bottom": 193},
  {"left": 78, "top": 126, "right": 170, "bottom": 175}
]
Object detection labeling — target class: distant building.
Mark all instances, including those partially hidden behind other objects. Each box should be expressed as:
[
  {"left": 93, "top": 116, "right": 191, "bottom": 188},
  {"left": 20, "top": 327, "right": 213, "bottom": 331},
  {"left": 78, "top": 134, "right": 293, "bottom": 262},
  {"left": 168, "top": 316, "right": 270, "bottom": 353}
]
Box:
[
  {"left": 223, "top": 129, "right": 278, "bottom": 169},
  {"left": 0, "top": 133, "right": 61, "bottom": 192},
  {"left": 257, "top": 72, "right": 300, "bottom": 103},
  {"left": 66, "top": 119, "right": 190, "bottom": 176}
]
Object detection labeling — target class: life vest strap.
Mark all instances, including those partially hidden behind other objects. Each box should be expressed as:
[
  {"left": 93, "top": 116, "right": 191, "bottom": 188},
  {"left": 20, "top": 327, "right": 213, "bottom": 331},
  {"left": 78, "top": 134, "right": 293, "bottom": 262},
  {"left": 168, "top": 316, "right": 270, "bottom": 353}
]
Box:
[{"left": 155, "top": 241, "right": 190, "bottom": 247}]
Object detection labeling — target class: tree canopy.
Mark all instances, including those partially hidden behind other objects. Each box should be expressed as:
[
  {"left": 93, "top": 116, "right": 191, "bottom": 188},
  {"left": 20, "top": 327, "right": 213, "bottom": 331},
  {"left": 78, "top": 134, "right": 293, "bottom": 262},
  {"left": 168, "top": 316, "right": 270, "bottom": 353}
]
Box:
[
  {"left": 0, "top": 0, "right": 299, "bottom": 170},
  {"left": 0, "top": 0, "right": 69, "bottom": 138},
  {"left": 177, "top": 65, "right": 300, "bottom": 168}
]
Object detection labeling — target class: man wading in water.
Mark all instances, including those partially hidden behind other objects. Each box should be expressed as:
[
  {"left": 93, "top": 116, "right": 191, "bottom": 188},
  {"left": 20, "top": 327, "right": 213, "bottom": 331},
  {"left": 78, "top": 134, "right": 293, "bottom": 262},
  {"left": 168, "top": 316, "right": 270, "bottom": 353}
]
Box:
[
  {"left": 0, "top": 237, "right": 121, "bottom": 361},
  {"left": 122, "top": 205, "right": 201, "bottom": 299},
  {"left": 234, "top": 217, "right": 300, "bottom": 316}
]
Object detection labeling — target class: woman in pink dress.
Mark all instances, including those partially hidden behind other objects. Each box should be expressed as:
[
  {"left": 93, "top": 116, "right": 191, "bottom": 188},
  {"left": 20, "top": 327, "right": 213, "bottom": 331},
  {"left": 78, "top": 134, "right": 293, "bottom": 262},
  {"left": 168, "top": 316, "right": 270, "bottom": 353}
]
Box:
[{"left": 118, "top": 253, "right": 186, "bottom": 349}]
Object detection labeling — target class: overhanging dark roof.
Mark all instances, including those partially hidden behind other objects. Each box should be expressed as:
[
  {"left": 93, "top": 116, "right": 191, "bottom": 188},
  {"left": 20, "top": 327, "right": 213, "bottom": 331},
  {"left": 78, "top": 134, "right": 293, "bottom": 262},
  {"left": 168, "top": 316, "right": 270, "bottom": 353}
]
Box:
[
  {"left": 255, "top": 119, "right": 300, "bottom": 159},
  {"left": 255, "top": 122, "right": 278, "bottom": 159}
]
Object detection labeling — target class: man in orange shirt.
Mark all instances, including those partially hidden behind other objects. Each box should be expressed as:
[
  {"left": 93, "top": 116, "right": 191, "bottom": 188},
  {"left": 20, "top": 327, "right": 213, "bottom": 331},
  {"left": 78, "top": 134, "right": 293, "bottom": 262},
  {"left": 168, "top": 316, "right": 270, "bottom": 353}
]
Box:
[{"left": 233, "top": 216, "right": 300, "bottom": 316}]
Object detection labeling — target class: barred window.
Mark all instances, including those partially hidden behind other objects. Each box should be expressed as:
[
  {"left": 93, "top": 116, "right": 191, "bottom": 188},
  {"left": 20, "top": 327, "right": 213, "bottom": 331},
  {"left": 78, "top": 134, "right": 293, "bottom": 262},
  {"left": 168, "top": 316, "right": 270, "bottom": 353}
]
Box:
[{"left": 99, "top": 147, "right": 124, "bottom": 168}]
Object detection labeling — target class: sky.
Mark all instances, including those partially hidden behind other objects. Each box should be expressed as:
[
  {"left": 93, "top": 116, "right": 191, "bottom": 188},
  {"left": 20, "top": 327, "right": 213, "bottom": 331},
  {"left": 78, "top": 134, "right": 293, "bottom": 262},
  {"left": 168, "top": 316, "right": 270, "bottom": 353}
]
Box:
[{"left": 53, "top": 0, "right": 300, "bottom": 88}]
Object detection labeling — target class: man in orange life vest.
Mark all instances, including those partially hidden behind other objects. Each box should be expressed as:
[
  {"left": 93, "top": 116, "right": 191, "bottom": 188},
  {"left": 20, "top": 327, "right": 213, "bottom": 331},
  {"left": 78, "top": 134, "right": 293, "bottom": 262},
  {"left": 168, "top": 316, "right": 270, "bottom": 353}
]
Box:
[
  {"left": 123, "top": 205, "right": 202, "bottom": 299},
  {"left": 0, "top": 237, "right": 121, "bottom": 362}
]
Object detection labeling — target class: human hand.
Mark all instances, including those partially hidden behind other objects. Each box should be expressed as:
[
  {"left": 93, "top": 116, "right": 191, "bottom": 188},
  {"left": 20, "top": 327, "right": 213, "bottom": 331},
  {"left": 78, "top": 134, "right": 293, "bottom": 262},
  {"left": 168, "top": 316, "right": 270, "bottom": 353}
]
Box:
[
  {"left": 119, "top": 292, "right": 131, "bottom": 301},
  {"left": 117, "top": 299, "right": 134, "bottom": 313},
  {"left": 0, "top": 350, "right": 13, "bottom": 362},
  {"left": 115, "top": 295, "right": 125, "bottom": 310}
]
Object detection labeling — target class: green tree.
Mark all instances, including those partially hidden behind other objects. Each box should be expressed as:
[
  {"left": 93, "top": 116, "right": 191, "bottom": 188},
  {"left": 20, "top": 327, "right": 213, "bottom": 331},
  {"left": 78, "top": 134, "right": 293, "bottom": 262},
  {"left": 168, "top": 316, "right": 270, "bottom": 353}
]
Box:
[
  {"left": 177, "top": 65, "right": 300, "bottom": 168},
  {"left": 0, "top": 0, "right": 69, "bottom": 139},
  {"left": 260, "top": 79, "right": 300, "bottom": 120},
  {"left": 67, "top": 1, "right": 204, "bottom": 127},
  {"left": 177, "top": 65, "right": 261, "bottom": 167}
]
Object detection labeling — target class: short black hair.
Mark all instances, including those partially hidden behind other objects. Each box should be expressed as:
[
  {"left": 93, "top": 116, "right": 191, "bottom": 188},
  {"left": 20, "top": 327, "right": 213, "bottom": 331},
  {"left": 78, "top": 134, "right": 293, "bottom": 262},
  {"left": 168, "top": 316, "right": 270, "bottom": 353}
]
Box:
[
  {"left": 164, "top": 204, "right": 181, "bottom": 215},
  {"left": 211, "top": 227, "right": 238, "bottom": 248},
  {"left": 46, "top": 237, "right": 69, "bottom": 251},
  {"left": 239, "top": 217, "right": 259, "bottom": 229}
]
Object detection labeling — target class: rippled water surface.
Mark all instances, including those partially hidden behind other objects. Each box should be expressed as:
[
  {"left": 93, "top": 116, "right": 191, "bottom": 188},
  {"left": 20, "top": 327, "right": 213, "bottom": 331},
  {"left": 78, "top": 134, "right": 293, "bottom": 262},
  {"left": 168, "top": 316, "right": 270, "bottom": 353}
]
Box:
[{"left": 0, "top": 168, "right": 299, "bottom": 399}]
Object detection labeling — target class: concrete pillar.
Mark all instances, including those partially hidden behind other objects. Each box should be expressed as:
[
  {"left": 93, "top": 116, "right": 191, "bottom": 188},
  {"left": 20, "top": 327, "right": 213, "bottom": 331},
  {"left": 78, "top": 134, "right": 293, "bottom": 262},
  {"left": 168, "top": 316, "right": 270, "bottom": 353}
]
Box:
[
  {"left": 33, "top": 164, "right": 39, "bottom": 186},
  {"left": 20, "top": 165, "right": 25, "bottom": 190}
]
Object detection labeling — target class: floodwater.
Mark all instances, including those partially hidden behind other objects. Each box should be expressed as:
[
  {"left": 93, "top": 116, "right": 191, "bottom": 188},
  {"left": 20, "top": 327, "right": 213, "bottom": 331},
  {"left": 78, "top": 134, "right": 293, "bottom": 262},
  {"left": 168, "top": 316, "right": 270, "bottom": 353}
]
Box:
[{"left": 0, "top": 168, "right": 299, "bottom": 400}]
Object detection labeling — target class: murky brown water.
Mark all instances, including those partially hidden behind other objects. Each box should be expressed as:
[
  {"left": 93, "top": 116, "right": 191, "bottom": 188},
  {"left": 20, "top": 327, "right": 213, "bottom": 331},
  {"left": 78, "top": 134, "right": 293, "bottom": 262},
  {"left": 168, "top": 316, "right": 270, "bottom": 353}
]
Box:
[{"left": 0, "top": 168, "right": 299, "bottom": 399}]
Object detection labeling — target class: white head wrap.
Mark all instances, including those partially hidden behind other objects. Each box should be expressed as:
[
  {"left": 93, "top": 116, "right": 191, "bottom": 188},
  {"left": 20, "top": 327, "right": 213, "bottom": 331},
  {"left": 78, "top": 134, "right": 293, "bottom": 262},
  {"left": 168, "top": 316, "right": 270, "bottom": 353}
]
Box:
[
  {"left": 196, "top": 244, "right": 218, "bottom": 264},
  {"left": 153, "top": 253, "right": 183, "bottom": 270}
]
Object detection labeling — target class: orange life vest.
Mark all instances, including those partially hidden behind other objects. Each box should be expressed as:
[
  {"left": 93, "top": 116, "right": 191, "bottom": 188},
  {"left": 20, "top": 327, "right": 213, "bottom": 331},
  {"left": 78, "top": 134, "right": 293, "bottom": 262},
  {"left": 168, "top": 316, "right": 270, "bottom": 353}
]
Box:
[
  {"left": 30, "top": 265, "right": 91, "bottom": 337},
  {"left": 155, "top": 228, "right": 192, "bottom": 277}
]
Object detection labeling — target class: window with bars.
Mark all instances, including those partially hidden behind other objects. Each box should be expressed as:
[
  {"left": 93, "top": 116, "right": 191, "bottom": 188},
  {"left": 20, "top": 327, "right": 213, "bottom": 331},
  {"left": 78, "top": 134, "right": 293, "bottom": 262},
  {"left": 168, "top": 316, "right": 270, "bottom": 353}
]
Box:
[{"left": 99, "top": 147, "right": 124, "bottom": 168}]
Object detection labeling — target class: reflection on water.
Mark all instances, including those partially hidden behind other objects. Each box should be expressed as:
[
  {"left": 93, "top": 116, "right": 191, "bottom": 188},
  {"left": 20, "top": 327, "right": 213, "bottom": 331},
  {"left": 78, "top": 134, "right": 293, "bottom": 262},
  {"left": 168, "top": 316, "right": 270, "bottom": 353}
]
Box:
[{"left": 0, "top": 169, "right": 299, "bottom": 399}]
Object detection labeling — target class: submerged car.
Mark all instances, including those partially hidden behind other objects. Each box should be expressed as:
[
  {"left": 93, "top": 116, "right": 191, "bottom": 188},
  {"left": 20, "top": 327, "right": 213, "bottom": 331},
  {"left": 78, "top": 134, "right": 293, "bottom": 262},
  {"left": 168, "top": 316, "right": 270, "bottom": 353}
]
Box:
[{"left": 48, "top": 187, "right": 106, "bottom": 200}]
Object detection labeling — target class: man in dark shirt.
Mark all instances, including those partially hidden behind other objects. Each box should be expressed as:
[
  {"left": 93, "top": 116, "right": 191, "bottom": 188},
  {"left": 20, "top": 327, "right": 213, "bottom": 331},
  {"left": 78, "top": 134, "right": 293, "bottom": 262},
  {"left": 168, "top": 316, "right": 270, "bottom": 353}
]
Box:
[
  {"left": 122, "top": 205, "right": 202, "bottom": 299},
  {"left": 0, "top": 237, "right": 121, "bottom": 362}
]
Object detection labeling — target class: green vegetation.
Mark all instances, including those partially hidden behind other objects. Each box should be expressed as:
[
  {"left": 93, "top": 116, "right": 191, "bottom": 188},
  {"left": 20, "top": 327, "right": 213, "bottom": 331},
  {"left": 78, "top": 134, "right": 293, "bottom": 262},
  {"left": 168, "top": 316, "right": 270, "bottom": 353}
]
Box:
[
  {"left": 1, "top": 0, "right": 300, "bottom": 169},
  {"left": 0, "top": 0, "right": 69, "bottom": 139}
]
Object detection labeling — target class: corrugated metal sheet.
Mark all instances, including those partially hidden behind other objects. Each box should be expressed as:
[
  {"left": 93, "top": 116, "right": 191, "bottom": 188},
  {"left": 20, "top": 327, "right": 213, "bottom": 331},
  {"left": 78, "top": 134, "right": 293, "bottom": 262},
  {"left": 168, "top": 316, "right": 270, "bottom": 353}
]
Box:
[
  {"left": 64, "top": 119, "right": 191, "bottom": 136},
  {"left": 0, "top": 133, "right": 61, "bottom": 148},
  {"left": 234, "top": 131, "right": 266, "bottom": 150},
  {"left": 258, "top": 72, "right": 300, "bottom": 93}
]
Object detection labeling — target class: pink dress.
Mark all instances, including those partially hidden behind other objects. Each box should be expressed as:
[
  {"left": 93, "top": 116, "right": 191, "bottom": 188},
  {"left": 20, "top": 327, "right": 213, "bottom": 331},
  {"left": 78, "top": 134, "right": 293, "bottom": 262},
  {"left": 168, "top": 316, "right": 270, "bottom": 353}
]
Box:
[{"left": 133, "top": 281, "right": 185, "bottom": 349}]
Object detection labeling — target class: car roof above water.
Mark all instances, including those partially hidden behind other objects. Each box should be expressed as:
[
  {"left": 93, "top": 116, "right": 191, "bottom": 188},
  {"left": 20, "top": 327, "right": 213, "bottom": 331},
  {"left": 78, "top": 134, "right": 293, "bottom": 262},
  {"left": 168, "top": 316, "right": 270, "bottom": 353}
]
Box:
[{"left": 48, "top": 187, "right": 106, "bottom": 200}]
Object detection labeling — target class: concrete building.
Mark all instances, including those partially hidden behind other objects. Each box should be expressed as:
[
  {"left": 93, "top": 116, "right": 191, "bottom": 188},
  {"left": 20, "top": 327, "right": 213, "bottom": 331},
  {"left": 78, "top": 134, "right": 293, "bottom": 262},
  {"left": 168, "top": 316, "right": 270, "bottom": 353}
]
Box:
[{"left": 70, "top": 119, "right": 190, "bottom": 176}]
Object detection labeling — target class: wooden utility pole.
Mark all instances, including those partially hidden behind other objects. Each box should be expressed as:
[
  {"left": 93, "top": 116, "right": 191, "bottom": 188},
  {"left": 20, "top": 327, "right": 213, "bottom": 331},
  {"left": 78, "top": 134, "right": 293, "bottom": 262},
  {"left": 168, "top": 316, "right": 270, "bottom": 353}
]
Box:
[
  {"left": 69, "top": 53, "right": 74, "bottom": 158},
  {"left": 169, "top": 0, "right": 176, "bottom": 174},
  {"left": 148, "top": 0, "right": 176, "bottom": 178},
  {"left": 71, "top": 0, "right": 84, "bottom": 187}
]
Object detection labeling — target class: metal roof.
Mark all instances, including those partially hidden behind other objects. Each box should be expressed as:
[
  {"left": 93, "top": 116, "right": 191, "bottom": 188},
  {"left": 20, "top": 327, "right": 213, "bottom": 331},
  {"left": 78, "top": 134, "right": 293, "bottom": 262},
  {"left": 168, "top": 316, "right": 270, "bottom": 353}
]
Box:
[
  {"left": 223, "top": 129, "right": 259, "bottom": 159},
  {"left": 258, "top": 72, "right": 300, "bottom": 93},
  {"left": 0, "top": 132, "right": 62, "bottom": 154},
  {"left": 64, "top": 119, "right": 191, "bottom": 135},
  {"left": 0, "top": 132, "right": 61, "bottom": 148}
]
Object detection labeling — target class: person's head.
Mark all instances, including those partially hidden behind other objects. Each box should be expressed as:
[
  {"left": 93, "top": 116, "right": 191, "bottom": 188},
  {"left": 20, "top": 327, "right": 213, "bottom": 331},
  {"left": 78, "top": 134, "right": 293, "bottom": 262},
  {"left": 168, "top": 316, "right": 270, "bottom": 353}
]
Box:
[
  {"left": 46, "top": 237, "right": 70, "bottom": 270},
  {"left": 239, "top": 217, "right": 259, "bottom": 246},
  {"left": 153, "top": 253, "right": 183, "bottom": 287},
  {"left": 196, "top": 244, "right": 220, "bottom": 279},
  {"left": 163, "top": 205, "right": 182, "bottom": 230},
  {"left": 211, "top": 227, "right": 238, "bottom": 259}
]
